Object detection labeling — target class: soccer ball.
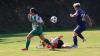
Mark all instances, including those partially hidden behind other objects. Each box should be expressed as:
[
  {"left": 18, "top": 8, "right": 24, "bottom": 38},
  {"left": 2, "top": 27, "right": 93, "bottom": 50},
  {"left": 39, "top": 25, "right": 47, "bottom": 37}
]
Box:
[{"left": 50, "top": 16, "right": 57, "bottom": 23}]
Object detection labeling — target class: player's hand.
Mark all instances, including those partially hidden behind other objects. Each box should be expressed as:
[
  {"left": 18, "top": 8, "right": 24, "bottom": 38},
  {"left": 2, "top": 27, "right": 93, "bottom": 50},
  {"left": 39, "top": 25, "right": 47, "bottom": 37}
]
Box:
[
  {"left": 70, "top": 14, "right": 73, "bottom": 17},
  {"left": 28, "top": 13, "right": 31, "bottom": 15}
]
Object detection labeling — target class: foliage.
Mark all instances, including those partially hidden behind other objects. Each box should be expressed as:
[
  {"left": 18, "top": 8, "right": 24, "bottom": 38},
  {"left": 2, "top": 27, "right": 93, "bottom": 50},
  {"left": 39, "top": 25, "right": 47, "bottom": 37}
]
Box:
[{"left": 0, "top": 0, "right": 100, "bottom": 33}]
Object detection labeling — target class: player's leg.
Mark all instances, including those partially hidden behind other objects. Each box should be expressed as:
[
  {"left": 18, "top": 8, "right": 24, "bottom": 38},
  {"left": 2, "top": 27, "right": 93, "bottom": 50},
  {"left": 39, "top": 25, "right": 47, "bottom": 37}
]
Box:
[
  {"left": 21, "top": 34, "right": 33, "bottom": 51},
  {"left": 77, "top": 26, "right": 86, "bottom": 42},
  {"left": 69, "top": 25, "right": 84, "bottom": 48},
  {"left": 21, "top": 30, "right": 34, "bottom": 51},
  {"left": 72, "top": 32, "right": 78, "bottom": 46},
  {"left": 26, "top": 34, "right": 33, "bottom": 49},
  {"left": 36, "top": 26, "right": 54, "bottom": 49},
  {"left": 39, "top": 35, "right": 52, "bottom": 46},
  {"left": 72, "top": 26, "right": 79, "bottom": 47},
  {"left": 67, "top": 32, "right": 78, "bottom": 48},
  {"left": 39, "top": 35, "right": 54, "bottom": 49},
  {"left": 78, "top": 33, "right": 86, "bottom": 42},
  {"left": 72, "top": 25, "right": 86, "bottom": 47}
]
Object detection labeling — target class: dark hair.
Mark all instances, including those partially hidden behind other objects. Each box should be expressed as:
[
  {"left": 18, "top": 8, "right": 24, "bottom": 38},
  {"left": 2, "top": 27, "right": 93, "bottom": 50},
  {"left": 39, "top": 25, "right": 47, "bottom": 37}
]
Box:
[
  {"left": 75, "top": 5, "right": 80, "bottom": 8},
  {"left": 30, "top": 8, "right": 38, "bottom": 14}
]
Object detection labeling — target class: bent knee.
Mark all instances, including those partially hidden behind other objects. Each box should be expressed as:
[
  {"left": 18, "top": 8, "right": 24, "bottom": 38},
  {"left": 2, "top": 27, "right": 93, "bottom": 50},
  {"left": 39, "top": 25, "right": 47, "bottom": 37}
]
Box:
[
  {"left": 26, "top": 35, "right": 33, "bottom": 40},
  {"left": 73, "top": 32, "right": 78, "bottom": 36}
]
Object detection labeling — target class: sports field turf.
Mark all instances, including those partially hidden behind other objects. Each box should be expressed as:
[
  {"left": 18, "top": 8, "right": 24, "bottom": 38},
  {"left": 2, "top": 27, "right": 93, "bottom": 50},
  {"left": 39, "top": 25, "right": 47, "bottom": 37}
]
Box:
[{"left": 0, "top": 30, "right": 100, "bottom": 56}]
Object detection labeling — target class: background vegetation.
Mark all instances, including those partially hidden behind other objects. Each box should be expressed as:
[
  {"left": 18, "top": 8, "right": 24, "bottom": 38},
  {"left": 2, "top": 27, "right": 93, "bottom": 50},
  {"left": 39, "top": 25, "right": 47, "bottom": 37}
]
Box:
[{"left": 0, "top": 0, "right": 100, "bottom": 33}]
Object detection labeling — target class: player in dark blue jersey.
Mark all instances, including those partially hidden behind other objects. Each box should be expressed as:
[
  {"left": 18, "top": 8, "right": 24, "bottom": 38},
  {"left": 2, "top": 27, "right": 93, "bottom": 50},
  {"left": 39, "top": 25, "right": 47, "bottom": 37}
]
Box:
[{"left": 69, "top": 3, "right": 92, "bottom": 48}]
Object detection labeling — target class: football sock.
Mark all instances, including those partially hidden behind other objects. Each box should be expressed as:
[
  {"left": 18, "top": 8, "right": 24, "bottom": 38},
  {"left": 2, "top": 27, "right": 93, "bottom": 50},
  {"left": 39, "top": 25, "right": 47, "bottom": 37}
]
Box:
[
  {"left": 26, "top": 40, "right": 30, "bottom": 49},
  {"left": 73, "top": 36, "right": 77, "bottom": 46}
]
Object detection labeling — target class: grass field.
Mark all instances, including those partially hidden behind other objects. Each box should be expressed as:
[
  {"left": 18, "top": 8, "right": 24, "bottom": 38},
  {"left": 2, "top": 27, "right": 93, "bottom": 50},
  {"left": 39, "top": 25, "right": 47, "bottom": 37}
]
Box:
[{"left": 0, "top": 30, "right": 100, "bottom": 56}]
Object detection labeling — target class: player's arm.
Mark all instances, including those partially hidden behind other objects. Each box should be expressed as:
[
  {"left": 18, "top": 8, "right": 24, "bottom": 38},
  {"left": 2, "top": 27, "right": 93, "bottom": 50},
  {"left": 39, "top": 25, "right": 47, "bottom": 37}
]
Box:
[
  {"left": 27, "top": 13, "right": 32, "bottom": 22},
  {"left": 84, "top": 14, "right": 93, "bottom": 27},
  {"left": 70, "top": 10, "right": 78, "bottom": 17}
]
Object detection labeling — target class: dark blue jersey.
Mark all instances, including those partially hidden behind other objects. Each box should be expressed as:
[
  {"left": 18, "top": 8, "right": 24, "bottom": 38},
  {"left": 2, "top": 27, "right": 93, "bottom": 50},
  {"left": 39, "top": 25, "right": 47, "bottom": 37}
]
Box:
[{"left": 76, "top": 8, "right": 86, "bottom": 27}]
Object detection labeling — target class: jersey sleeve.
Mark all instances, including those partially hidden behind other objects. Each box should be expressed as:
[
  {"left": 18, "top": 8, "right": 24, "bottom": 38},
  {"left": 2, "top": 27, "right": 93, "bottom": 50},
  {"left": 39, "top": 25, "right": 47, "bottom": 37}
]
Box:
[
  {"left": 28, "top": 14, "right": 33, "bottom": 22},
  {"left": 36, "top": 16, "right": 44, "bottom": 23}
]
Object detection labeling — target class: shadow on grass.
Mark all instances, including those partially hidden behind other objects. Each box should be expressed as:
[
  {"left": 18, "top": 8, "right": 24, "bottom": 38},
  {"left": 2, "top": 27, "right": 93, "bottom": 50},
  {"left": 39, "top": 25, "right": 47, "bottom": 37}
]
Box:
[
  {"left": 0, "top": 33, "right": 26, "bottom": 43},
  {"left": 0, "top": 39, "right": 5, "bottom": 42},
  {"left": 87, "top": 46, "right": 100, "bottom": 49},
  {"left": 32, "top": 48, "right": 72, "bottom": 52},
  {"left": 0, "top": 40, "right": 25, "bottom": 44},
  {"left": 0, "top": 33, "right": 27, "bottom": 38}
]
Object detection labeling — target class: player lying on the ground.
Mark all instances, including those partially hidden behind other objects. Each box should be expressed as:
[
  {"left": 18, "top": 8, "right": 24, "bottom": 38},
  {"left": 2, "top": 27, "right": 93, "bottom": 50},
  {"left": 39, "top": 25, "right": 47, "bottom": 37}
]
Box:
[{"left": 36, "top": 35, "right": 70, "bottom": 48}]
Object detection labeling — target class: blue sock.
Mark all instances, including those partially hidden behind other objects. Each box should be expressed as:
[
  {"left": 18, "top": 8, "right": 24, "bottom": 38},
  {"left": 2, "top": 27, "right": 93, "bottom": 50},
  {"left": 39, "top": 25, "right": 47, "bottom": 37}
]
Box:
[
  {"left": 73, "top": 36, "right": 77, "bottom": 46},
  {"left": 26, "top": 40, "right": 30, "bottom": 49}
]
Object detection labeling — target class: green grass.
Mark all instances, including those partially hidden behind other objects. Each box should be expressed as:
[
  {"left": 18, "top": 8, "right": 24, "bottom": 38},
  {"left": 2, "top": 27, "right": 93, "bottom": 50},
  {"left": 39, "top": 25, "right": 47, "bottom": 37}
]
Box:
[{"left": 0, "top": 30, "right": 100, "bottom": 56}]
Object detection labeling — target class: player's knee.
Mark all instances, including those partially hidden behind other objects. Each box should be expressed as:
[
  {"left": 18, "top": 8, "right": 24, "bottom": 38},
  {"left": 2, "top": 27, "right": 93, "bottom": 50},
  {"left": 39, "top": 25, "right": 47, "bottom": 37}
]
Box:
[
  {"left": 26, "top": 37, "right": 31, "bottom": 40},
  {"left": 39, "top": 35, "right": 45, "bottom": 40},
  {"left": 73, "top": 32, "right": 78, "bottom": 36},
  {"left": 26, "top": 35, "right": 33, "bottom": 40}
]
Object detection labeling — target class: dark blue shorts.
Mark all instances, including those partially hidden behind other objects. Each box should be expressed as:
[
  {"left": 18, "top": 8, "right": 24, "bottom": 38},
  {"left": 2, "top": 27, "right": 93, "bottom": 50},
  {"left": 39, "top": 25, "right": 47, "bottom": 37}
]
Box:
[{"left": 73, "top": 25, "right": 86, "bottom": 34}]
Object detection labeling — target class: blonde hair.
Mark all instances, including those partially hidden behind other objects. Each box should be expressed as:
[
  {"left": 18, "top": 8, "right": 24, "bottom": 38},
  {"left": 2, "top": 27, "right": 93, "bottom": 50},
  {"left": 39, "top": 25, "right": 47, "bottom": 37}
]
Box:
[{"left": 73, "top": 3, "right": 80, "bottom": 7}]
